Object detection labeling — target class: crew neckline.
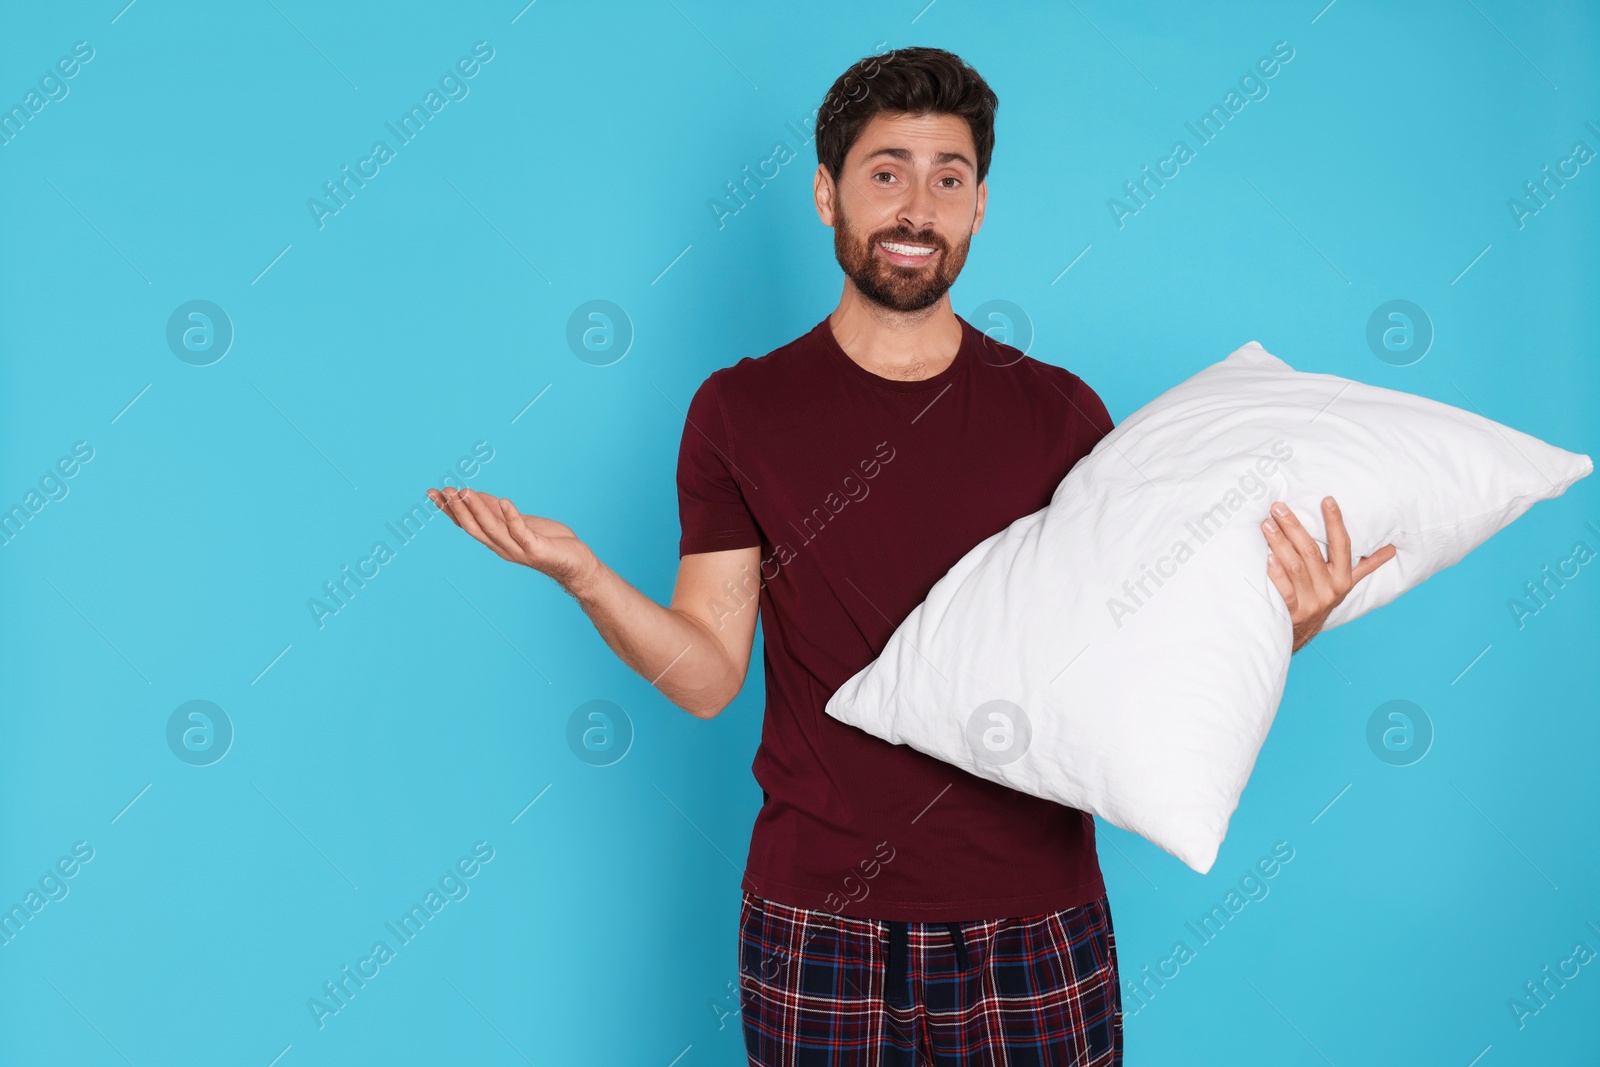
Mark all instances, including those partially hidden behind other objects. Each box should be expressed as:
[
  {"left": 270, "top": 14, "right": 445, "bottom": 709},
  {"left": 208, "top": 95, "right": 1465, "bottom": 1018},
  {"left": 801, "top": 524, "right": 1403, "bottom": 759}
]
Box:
[{"left": 817, "top": 313, "right": 977, "bottom": 393}]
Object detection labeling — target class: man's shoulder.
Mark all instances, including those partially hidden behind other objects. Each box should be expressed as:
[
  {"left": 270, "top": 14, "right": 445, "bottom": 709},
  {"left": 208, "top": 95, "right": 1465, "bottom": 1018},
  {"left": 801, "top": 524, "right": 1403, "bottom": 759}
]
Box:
[
  {"left": 988, "top": 349, "right": 1112, "bottom": 436},
  {"left": 1005, "top": 352, "right": 1096, "bottom": 403},
  {"left": 696, "top": 321, "right": 822, "bottom": 396},
  {"left": 968, "top": 322, "right": 1092, "bottom": 392},
  {"left": 1025, "top": 357, "right": 1114, "bottom": 437}
]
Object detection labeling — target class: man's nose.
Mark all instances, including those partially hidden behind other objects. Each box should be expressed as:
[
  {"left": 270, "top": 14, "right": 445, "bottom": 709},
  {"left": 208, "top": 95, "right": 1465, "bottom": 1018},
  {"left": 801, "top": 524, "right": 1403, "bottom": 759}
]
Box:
[{"left": 898, "top": 179, "right": 938, "bottom": 235}]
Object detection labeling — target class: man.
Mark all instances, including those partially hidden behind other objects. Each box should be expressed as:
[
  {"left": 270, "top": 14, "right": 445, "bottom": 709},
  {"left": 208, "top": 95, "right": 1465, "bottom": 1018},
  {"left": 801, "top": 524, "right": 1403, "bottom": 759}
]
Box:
[{"left": 430, "top": 46, "right": 1394, "bottom": 1065}]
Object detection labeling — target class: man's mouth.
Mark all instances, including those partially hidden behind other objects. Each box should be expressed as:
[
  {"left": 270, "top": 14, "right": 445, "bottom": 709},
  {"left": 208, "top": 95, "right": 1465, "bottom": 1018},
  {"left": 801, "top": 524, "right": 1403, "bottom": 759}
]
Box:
[{"left": 878, "top": 240, "right": 938, "bottom": 265}]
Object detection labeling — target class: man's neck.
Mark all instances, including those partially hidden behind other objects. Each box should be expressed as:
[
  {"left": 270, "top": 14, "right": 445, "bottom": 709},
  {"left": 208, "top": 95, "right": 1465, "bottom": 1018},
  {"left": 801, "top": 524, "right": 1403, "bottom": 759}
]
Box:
[{"left": 827, "top": 286, "right": 962, "bottom": 382}]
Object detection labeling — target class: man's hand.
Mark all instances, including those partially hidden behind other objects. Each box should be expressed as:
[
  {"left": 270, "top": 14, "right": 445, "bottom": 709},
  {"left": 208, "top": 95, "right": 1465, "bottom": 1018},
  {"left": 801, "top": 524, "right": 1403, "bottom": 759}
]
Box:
[
  {"left": 1260, "top": 495, "right": 1397, "bottom": 653},
  {"left": 427, "top": 486, "right": 599, "bottom": 596}
]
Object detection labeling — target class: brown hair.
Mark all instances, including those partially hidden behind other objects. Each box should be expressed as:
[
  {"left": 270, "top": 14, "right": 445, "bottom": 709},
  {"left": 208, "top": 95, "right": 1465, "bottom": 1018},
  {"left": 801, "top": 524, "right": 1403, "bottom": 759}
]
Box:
[{"left": 814, "top": 46, "right": 999, "bottom": 186}]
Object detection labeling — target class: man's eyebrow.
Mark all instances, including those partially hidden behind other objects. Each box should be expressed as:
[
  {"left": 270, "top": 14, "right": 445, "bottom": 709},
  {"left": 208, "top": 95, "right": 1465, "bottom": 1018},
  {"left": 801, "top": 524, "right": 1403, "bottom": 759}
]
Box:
[{"left": 862, "top": 146, "right": 975, "bottom": 170}]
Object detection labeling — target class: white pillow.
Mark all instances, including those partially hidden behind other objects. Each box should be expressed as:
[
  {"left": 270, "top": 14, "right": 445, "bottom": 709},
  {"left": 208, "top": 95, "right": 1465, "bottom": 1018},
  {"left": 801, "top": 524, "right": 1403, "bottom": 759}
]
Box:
[{"left": 824, "top": 341, "right": 1591, "bottom": 875}]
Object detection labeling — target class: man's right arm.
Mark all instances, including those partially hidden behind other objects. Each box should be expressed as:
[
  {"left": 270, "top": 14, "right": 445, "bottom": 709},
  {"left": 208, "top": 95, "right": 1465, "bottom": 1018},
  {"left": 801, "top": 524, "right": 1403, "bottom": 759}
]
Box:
[
  {"left": 429, "top": 483, "right": 761, "bottom": 721},
  {"left": 567, "top": 544, "right": 762, "bottom": 720}
]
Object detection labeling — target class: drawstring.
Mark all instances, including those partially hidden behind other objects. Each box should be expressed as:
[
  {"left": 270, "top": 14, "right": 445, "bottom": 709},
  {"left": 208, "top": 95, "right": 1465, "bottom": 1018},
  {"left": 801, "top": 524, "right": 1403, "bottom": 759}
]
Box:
[
  {"left": 945, "top": 921, "right": 968, "bottom": 973},
  {"left": 886, "top": 921, "right": 909, "bottom": 1002},
  {"left": 884, "top": 919, "right": 970, "bottom": 1003}
]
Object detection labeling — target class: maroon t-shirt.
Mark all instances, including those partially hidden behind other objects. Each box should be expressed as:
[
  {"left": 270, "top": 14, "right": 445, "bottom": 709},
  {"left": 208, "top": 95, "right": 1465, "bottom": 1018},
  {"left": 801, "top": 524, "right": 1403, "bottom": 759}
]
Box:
[{"left": 676, "top": 313, "right": 1116, "bottom": 921}]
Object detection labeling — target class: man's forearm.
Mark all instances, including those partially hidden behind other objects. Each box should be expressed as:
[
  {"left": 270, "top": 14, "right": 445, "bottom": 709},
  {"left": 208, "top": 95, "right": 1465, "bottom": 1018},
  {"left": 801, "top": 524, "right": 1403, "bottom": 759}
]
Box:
[{"left": 565, "top": 553, "right": 739, "bottom": 719}]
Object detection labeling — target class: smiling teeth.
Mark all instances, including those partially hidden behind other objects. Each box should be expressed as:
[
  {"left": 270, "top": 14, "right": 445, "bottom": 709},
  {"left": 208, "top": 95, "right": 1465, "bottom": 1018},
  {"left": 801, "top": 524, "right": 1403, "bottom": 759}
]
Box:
[{"left": 881, "top": 241, "right": 934, "bottom": 256}]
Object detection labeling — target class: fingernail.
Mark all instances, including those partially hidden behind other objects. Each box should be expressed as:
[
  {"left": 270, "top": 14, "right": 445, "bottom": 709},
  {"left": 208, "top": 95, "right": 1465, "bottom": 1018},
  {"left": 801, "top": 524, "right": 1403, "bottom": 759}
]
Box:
[
  {"left": 1262, "top": 518, "right": 1277, "bottom": 533},
  {"left": 1324, "top": 496, "right": 1337, "bottom": 508},
  {"left": 1271, "top": 502, "right": 1288, "bottom": 517}
]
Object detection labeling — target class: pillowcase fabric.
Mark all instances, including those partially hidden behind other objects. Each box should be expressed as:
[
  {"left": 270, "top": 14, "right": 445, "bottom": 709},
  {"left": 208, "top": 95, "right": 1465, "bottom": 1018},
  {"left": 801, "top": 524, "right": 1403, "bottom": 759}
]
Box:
[{"left": 823, "top": 341, "right": 1592, "bottom": 875}]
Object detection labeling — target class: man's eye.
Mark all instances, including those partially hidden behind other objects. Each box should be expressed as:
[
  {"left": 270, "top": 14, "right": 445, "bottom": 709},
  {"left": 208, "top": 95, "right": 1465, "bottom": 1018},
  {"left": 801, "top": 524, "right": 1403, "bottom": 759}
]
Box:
[
  {"left": 873, "top": 172, "right": 897, "bottom": 184},
  {"left": 940, "top": 177, "right": 961, "bottom": 189}
]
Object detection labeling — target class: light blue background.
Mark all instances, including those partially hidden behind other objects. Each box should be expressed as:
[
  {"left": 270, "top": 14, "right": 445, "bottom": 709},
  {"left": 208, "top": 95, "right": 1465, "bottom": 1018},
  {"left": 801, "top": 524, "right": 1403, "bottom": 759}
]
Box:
[{"left": 2, "top": 1, "right": 1596, "bottom": 1063}]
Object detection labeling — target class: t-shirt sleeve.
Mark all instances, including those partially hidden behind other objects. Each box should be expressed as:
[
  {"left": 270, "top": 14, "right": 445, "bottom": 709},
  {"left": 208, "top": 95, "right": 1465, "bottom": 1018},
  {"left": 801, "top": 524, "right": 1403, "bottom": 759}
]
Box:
[{"left": 676, "top": 372, "right": 762, "bottom": 557}]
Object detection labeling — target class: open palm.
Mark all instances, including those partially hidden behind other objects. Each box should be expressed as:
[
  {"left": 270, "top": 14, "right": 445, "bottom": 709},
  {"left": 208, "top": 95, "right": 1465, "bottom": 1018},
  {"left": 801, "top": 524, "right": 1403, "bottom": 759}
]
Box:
[{"left": 428, "top": 486, "right": 595, "bottom": 590}]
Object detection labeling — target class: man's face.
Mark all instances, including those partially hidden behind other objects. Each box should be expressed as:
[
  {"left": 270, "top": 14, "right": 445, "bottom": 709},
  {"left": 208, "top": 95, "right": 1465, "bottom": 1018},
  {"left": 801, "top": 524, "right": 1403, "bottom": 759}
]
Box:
[{"left": 821, "top": 111, "right": 986, "bottom": 313}]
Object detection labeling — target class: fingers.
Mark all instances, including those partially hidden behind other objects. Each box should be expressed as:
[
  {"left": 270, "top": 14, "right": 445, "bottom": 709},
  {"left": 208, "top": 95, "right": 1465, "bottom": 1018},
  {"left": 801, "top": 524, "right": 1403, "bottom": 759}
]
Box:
[
  {"left": 1353, "top": 542, "right": 1398, "bottom": 584},
  {"left": 456, "top": 488, "right": 522, "bottom": 559},
  {"left": 1260, "top": 504, "right": 1323, "bottom": 606},
  {"left": 434, "top": 487, "right": 504, "bottom": 555},
  {"left": 1264, "top": 550, "right": 1299, "bottom": 615},
  {"left": 428, "top": 487, "right": 551, "bottom": 569},
  {"left": 496, "top": 496, "right": 541, "bottom": 557},
  {"left": 449, "top": 490, "right": 495, "bottom": 546},
  {"left": 1322, "top": 496, "right": 1353, "bottom": 592},
  {"left": 1260, "top": 498, "right": 1400, "bottom": 620},
  {"left": 1264, "top": 502, "right": 1328, "bottom": 576},
  {"left": 429, "top": 488, "right": 465, "bottom": 529},
  {"left": 431, "top": 487, "right": 476, "bottom": 533}
]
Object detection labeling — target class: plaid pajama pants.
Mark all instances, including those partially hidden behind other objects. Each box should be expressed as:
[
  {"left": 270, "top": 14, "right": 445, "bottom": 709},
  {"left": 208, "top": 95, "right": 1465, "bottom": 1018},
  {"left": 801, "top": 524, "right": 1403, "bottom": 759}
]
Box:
[{"left": 738, "top": 890, "right": 1122, "bottom": 1065}]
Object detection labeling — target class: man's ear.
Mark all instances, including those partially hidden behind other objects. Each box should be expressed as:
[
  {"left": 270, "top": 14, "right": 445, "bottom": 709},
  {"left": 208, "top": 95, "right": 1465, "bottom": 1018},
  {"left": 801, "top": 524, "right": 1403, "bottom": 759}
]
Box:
[
  {"left": 814, "top": 164, "right": 837, "bottom": 227},
  {"left": 971, "top": 177, "right": 988, "bottom": 237}
]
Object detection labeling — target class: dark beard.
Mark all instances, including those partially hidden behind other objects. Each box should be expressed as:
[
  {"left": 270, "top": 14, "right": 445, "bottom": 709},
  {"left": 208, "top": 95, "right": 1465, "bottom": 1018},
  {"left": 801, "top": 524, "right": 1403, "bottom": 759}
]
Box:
[{"left": 832, "top": 199, "right": 971, "bottom": 313}]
